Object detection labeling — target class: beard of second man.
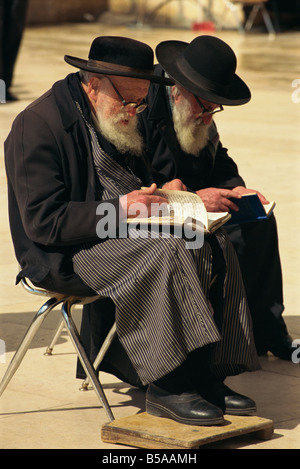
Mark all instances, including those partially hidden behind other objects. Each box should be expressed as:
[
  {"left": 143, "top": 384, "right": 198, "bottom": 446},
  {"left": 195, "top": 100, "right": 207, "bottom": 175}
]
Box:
[{"left": 172, "top": 95, "right": 210, "bottom": 157}]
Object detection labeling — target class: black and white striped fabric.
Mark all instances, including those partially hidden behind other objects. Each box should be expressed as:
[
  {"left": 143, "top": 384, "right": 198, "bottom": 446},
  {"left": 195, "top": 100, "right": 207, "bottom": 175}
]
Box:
[{"left": 72, "top": 110, "right": 260, "bottom": 385}]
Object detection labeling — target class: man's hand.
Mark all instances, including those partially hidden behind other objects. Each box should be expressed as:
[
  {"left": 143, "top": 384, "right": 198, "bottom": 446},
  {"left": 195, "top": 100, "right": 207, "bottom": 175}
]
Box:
[
  {"left": 233, "top": 186, "right": 270, "bottom": 205},
  {"left": 162, "top": 179, "right": 187, "bottom": 191},
  {"left": 120, "top": 183, "right": 169, "bottom": 218},
  {"left": 196, "top": 187, "right": 242, "bottom": 212}
]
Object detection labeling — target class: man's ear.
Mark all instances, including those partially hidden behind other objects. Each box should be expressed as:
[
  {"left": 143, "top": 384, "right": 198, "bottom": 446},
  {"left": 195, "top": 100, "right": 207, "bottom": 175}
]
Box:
[
  {"left": 87, "top": 76, "right": 101, "bottom": 103},
  {"left": 171, "top": 85, "right": 181, "bottom": 103}
]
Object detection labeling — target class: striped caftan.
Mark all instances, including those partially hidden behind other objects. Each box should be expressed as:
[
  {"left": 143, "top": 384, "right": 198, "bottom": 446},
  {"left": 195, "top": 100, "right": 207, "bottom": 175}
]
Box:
[{"left": 72, "top": 112, "right": 260, "bottom": 385}]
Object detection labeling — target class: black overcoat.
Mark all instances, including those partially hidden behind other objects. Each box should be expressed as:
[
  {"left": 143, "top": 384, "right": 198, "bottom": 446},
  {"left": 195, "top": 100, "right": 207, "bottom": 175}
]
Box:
[
  {"left": 139, "top": 65, "right": 287, "bottom": 355},
  {"left": 4, "top": 73, "right": 120, "bottom": 295},
  {"left": 140, "top": 64, "right": 245, "bottom": 190}
]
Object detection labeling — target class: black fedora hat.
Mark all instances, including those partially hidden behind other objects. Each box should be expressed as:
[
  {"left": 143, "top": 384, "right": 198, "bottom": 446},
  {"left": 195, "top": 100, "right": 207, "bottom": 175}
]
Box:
[
  {"left": 65, "top": 36, "right": 174, "bottom": 86},
  {"left": 156, "top": 36, "right": 251, "bottom": 105}
]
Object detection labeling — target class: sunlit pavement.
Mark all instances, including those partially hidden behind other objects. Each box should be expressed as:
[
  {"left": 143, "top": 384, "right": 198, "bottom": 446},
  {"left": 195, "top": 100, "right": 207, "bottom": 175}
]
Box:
[{"left": 0, "top": 21, "right": 299, "bottom": 449}]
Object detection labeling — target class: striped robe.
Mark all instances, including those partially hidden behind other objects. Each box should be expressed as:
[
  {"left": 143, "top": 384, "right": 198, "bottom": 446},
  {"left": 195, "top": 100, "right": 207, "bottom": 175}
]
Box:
[{"left": 72, "top": 111, "right": 260, "bottom": 385}]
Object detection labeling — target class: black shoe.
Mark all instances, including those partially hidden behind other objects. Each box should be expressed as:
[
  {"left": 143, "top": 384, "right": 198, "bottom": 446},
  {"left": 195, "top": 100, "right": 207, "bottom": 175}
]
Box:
[
  {"left": 269, "top": 334, "right": 298, "bottom": 361},
  {"left": 202, "top": 381, "right": 257, "bottom": 416},
  {"left": 146, "top": 384, "right": 224, "bottom": 426}
]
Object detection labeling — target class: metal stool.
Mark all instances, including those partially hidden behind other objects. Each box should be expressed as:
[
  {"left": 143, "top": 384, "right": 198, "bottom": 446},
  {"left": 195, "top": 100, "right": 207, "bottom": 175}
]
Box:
[
  {"left": 0, "top": 278, "right": 115, "bottom": 421},
  {"left": 43, "top": 314, "right": 117, "bottom": 393},
  {"left": 224, "top": 0, "right": 276, "bottom": 37}
]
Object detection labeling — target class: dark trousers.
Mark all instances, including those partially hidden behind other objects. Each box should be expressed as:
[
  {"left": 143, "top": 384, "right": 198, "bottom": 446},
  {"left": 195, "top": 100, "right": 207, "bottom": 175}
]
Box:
[
  {"left": 0, "top": 0, "right": 29, "bottom": 89},
  {"left": 225, "top": 214, "right": 288, "bottom": 354}
]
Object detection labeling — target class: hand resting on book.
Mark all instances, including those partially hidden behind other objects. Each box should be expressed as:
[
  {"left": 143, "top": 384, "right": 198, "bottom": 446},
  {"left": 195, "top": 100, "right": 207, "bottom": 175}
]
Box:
[
  {"left": 196, "top": 186, "right": 270, "bottom": 213},
  {"left": 196, "top": 187, "right": 242, "bottom": 212},
  {"left": 119, "top": 183, "right": 168, "bottom": 219},
  {"left": 233, "top": 186, "right": 270, "bottom": 205}
]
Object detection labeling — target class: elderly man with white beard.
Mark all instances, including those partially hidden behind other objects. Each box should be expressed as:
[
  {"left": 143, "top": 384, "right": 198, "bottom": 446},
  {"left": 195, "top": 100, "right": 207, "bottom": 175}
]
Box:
[
  {"left": 5, "top": 36, "right": 260, "bottom": 426},
  {"left": 140, "top": 35, "right": 294, "bottom": 362}
]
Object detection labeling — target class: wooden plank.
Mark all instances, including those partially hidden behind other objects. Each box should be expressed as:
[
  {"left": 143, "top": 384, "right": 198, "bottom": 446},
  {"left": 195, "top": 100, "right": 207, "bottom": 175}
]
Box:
[{"left": 101, "top": 412, "right": 274, "bottom": 449}]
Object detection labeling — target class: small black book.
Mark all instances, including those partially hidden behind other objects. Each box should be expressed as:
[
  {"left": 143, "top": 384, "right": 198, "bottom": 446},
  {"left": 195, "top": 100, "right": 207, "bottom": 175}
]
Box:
[{"left": 225, "top": 193, "right": 275, "bottom": 225}]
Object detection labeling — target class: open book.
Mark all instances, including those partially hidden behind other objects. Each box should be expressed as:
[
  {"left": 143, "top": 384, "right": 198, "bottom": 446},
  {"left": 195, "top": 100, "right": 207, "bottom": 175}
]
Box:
[
  {"left": 126, "top": 188, "right": 231, "bottom": 235},
  {"left": 225, "top": 193, "right": 276, "bottom": 225}
]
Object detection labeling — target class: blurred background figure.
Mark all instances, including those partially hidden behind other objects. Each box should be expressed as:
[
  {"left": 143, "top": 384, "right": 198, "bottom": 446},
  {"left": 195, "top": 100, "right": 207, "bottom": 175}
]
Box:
[{"left": 0, "top": 0, "right": 29, "bottom": 101}]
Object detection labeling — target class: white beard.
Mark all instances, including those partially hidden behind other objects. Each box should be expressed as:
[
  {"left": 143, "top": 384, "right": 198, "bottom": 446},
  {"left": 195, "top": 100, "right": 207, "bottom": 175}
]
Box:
[
  {"left": 94, "top": 108, "right": 144, "bottom": 156},
  {"left": 172, "top": 99, "right": 210, "bottom": 156}
]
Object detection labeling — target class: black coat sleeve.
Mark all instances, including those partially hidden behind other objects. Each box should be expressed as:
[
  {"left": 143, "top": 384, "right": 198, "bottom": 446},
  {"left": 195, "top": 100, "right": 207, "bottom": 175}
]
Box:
[
  {"left": 5, "top": 107, "right": 120, "bottom": 247},
  {"left": 209, "top": 140, "right": 246, "bottom": 189}
]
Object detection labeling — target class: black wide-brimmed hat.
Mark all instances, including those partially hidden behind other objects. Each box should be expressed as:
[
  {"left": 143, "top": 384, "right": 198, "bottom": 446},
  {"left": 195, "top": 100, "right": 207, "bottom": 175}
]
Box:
[
  {"left": 65, "top": 36, "right": 174, "bottom": 85},
  {"left": 156, "top": 36, "right": 251, "bottom": 105}
]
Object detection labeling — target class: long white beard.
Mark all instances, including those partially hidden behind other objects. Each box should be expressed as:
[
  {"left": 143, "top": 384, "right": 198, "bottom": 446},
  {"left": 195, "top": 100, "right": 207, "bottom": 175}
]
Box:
[
  {"left": 94, "top": 108, "right": 144, "bottom": 156},
  {"left": 172, "top": 99, "right": 210, "bottom": 156}
]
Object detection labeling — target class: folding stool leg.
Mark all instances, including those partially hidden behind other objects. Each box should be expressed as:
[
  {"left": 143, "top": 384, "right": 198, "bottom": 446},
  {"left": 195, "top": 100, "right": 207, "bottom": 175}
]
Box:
[
  {"left": 61, "top": 298, "right": 115, "bottom": 422},
  {"left": 260, "top": 4, "right": 275, "bottom": 35},
  {"left": 0, "top": 297, "right": 62, "bottom": 397},
  {"left": 80, "top": 322, "right": 117, "bottom": 391},
  {"left": 244, "top": 3, "right": 275, "bottom": 36},
  {"left": 244, "top": 3, "right": 261, "bottom": 30},
  {"left": 44, "top": 319, "right": 65, "bottom": 355}
]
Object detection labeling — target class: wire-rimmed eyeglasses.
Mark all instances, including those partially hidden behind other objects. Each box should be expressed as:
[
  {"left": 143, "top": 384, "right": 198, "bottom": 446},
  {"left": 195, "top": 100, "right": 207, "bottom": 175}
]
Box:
[
  {"left": 106, "top": 76, "right": 148, "bottom": 114},
  {"left": 194, "top": 95, "right": 224, "bottom": 116}
]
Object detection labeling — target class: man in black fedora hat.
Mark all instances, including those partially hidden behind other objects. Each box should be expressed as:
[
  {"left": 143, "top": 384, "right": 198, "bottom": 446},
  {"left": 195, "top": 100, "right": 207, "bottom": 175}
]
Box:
[
  {"left": 5, "top": 35, "right": 260, "bottom": 426},
  {"left": 139, "top": 35, "right": 294, "bottom": 361}
]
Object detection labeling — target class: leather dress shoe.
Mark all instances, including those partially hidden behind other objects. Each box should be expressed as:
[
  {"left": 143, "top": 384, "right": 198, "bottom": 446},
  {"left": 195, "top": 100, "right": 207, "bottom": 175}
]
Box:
[
  {"left": 202, "top": 381, "right": 256, "bottom": 416},
  {"left": 257, "top": 334, "right": 298, "bottom": 361},
  {"left": 269, "top": 334, "right": 298, "bottom": 361},
  {"left": 146, "top": 384, "right": 224, "bottom": 426}
]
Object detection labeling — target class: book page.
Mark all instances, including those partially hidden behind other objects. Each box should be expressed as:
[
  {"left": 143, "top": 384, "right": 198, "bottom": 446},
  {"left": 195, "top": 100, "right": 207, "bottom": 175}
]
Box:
[
  {"left": 207, "top": 212, "right": 232, "bottom": 232},
  {"left": 263, "top": 201, "right": 276, "bottom": 216},
  {"left": 127, "top": 189, "right": 231, "bottom": 236},
  {"left": 151, "top": 188, "right": 208, "bottom": 228}
]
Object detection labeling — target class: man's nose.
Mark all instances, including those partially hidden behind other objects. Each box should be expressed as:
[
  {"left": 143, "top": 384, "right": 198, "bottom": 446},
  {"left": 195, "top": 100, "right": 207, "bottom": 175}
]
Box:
[{"left": 127, "top": 106, "right": 137, "bottom": 117}]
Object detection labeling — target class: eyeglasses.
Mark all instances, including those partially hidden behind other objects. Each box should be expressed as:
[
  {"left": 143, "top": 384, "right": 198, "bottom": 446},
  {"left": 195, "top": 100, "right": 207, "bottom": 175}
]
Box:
[
  {"left": 106, "top": 76, "right": 148, "bottom": 114},
  {"left": 193, "top": 95, "right": 224, "bottom": 116}
]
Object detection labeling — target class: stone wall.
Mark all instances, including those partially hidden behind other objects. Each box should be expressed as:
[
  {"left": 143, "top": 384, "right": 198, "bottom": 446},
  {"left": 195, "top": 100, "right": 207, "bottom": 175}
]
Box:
[
  {"left": 26, "top": 0, "right": 109, "bottom": 25},
  {"left": 106, "top": 0, "right": 243, "bottom": 29}
]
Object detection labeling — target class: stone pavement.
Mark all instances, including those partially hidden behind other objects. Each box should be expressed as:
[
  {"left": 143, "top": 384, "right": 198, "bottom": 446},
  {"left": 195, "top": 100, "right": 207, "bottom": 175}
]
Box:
[{"left": 0, "top": 21, "right": 299, "bottom": 449}]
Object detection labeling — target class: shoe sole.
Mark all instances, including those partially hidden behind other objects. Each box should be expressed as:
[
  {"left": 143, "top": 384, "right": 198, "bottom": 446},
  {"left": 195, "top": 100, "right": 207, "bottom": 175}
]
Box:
[
  {"left": 225, "top": 407, "right": 257, "bottom": 416},
  {"left": 146, "top": 401, "right": 224, "bottom": 426}
]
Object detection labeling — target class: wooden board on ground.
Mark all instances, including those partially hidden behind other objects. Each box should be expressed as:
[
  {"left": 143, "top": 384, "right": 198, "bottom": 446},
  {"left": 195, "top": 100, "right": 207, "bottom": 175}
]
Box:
[{"left": 101, "top": 412, "right": 274, "bottom": 449}]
